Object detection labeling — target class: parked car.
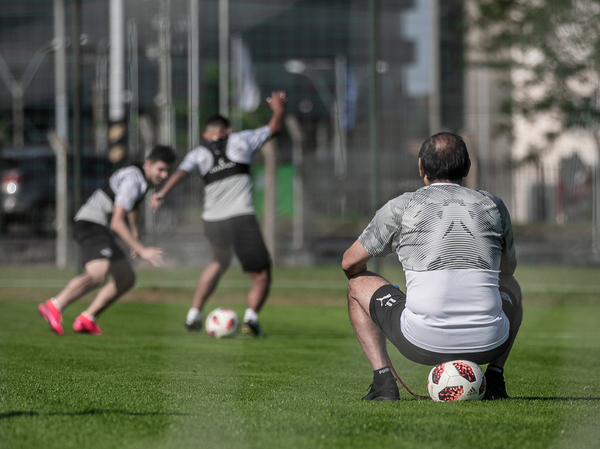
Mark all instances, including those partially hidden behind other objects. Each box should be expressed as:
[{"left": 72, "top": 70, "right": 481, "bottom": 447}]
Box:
[{"left": 1, "top": 146, "right": 118, "bottom": 234}]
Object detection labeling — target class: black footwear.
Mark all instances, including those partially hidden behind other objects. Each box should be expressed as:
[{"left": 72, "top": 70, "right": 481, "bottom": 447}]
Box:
[
  {"left": 362, "top": 378, "right": 400, "bottom": 401},
  {"left": 483, "top": 367, "right": 509, "bottom": 400},
  {"left": 184, "top": 320, "right": 202, "bottom": 332},
  {"left": 241, "top": 320, "right": 264, "bottom": 338}
]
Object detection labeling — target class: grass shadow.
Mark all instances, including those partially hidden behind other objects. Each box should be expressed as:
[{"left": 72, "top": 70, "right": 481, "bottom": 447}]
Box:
[
  {"left": 0, "top": 409, "right": 191, "bottom": 419},
  {"left": 514, "top": 397, "right": 600, "bottom": 401}
]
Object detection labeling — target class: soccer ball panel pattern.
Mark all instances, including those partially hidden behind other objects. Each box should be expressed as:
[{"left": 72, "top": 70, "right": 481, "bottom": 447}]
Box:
[
  {"left": 205, "top": 307, "right": 239, "bottom": 338},
  {"left": 427, "top": 360, "right": 485, "bottom": 402}
]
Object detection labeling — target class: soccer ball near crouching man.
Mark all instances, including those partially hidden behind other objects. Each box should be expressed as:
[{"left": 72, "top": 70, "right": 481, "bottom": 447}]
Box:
[{"left": 342, "top": 132, "right": 523, "bottom": 401}]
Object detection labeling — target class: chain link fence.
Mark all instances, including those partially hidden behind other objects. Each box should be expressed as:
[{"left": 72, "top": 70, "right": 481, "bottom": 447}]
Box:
[{"left": 0, "top": 0, "right": 597, "bottom": 266}]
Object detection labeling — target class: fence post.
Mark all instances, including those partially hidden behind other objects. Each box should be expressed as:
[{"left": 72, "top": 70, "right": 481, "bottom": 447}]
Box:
[
  {"left": 49, "top": 131, "right": 68, "bottom": 268},
  {"left": 262, "top": 140, "right": 276, "bottom": 264}
]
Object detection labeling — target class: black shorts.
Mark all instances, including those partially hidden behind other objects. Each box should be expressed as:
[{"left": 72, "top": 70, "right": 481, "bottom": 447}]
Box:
[
  {"left": 73, "top": 220, "right": 126, "bottom": 266},
  {"left": 369, "top": 284, "right": 519, "bottom": 366},
  {"left": 203, "top": 215, "right": 271, "bottom": 272}
]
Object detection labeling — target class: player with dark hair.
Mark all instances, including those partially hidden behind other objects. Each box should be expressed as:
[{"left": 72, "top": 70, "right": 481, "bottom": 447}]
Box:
[
  {"left": 342, "top": 132, "right": 522, "bottom": 400},
  {"left": 38, "top": 145, "right": 177, "bottom": 336},
  {"left": 149, "top": 91, "right": 287, "bottom": 337}
]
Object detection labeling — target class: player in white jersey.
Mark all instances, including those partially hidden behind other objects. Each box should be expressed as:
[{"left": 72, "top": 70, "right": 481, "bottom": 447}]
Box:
[
  {"left": 149, "top": 91, "right": 287, "bottom": 337},
  {"left": 38, "top": 145, "right": 176, "bottom": 336},
  {"left": 342, "top": 133, "right": 522, "bottom": 400}
]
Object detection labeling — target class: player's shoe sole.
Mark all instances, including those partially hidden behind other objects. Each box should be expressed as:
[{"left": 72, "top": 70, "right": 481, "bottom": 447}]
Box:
[
  {"left": 241, "top": 321, "right": 264, "bottom": 338},
  {"left": 183, "top": 321, "right": 203, "bottom": 332},
  {"left": 38, "top": 300, "right": 64, "bottom": 335},
  {"left": 73, "top": 314, "right": 102, "bottom": 336}
]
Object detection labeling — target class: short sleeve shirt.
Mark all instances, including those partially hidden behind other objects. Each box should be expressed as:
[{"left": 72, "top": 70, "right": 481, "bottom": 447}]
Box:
[
  {"left": 74, "top": 166, "right": 148, "bottom": 227},
  {"left": 358, "top": 183, "right": 517, "bottom": 353},
  {"left": 178, "top": 126, "right": 271, "bottom": 221}
]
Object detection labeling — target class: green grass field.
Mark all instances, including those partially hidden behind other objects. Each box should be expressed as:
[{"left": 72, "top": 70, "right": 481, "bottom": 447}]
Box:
[{"left": 1, "top": 264, "right": 600, "bottom": 448}]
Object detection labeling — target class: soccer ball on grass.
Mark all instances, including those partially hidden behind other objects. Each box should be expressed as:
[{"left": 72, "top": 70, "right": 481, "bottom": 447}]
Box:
[
  {"left": 427, "top": 360, "right": 486, "bottom": 402},
  {"left": 205, "top": 307, "right": 239, "bottom": 338}
]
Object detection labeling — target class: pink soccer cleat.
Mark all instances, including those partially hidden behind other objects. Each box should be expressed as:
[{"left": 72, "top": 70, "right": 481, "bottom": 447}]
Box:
[
  {"left": 38, "top": 300, "right": 64, "bottom": 335},
  {"left": 73, "top": 313, "right": 103, "bottom": 336}
]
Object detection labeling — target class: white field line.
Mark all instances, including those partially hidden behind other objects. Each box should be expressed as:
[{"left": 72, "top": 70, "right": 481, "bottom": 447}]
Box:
[
  {"left": 0, "top": 279, "right": 346, "bottom": 290},
  {"left": 1, "top": 279, "right": 600, "bottom": 294}
]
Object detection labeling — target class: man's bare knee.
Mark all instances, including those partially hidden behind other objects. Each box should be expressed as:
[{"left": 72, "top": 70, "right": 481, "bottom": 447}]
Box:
[
  {"left": 348, "top": 272, "right": 390, "bottom": 313},
  {"left": 85, "top": 272, "right": 107, "bottom": 288},
  {"left": 348, "top": 272, "right": 389, "bottom": 299}
]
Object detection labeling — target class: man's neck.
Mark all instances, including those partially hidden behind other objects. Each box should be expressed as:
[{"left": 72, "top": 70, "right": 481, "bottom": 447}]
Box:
[{"left": 425, "top": 179, "right": 462, "bottom": 186}]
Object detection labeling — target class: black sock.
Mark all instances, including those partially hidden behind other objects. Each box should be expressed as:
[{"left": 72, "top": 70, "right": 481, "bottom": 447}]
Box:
[
  {"left": 487, "top": 365, "right": 504, "bottom": 375},
  {"left": 373, "top": 366, "right": 394, "bottom": 385}
]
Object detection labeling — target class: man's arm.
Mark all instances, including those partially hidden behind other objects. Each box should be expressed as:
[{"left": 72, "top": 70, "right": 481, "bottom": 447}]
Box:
[
  {"left": 149, "top": 169, "right": 189, "bottom": 212},
  {"left": 111, "top": 205, "right": 164, "bottom": 267},
  {"left": 127, "top": 208, "right": 140, "bottom": 259},
  {"left": 266, "top": 90, "right": 287, "bottom": 135},
  {"left": 499, "top": 247, "right": 517, "bottom": 276},
  {"left": 127, "top": 208, "right": 139, "bottom": 240},
  {"left": 341, "top": 240, "right": 373, "bottom": 280}
]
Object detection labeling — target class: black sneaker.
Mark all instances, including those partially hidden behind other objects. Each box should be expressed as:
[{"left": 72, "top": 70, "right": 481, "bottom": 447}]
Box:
[
  {"left": 183, "top": 320, "right": 203, "bottom": 332},
  {"left": 483, "top": 367, "right": 509, "bottom": 400},
  {"left": 362, "top": 377, "right": 400, "bottom": 401},
  {"left": 241, "top": 320, "right": 264, "bottom": 338}
]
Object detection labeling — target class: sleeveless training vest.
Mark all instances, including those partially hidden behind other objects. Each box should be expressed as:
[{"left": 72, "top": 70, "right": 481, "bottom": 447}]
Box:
[
  {"left": 102, "top": 163, "right": 148, "bottom": 208},
  {"left": 201, "top": 136, "right": 250, "bottom": 185}
]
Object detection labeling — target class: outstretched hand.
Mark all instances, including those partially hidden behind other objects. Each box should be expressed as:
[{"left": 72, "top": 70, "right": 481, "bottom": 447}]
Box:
[
  {"left": 149, "top": 193, "right": 164, "bottom": 212},
  {"left": 266, "top": 90, "right": 287, "bottom": 112},
  {"left": 139, "top": 246, "right": 165, "bottom": 267}
]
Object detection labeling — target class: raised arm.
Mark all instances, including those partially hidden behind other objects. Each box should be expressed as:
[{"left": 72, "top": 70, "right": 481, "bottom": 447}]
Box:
[
  {"left": 149, "top": 169, "right": 189, "bottom": 211},
  {"left": 266, "top": 90, "right": 288, "bottom": 135}
]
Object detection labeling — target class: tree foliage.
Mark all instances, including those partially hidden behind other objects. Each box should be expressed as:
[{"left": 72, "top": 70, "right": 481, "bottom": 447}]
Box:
[{"left": 469, "top": 0, "right": 600, "bottom": 143}]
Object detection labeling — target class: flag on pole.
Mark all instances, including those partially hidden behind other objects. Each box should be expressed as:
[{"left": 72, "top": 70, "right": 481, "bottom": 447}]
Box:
[{"left": 234, "top": 40, "right": 260, "bottom": 112}]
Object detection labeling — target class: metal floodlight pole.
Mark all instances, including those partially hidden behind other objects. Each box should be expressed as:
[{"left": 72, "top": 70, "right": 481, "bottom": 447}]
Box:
[
  {"left": 157, "top": 0, "right": 174, "bottom": 147},
  {"left": 188, "top": 0, "right": 200, "bottom": 151},
  {"left": 219, "top": 0, "right": 229, "bottom": 117},
  {"left": 429, "top": 0, "right": 441, "bottom": 135},
  {"left": 54, "top": 0, "right": 68, "bottom": 143},
  {"left": 49, "top": 131, "right": 68, "bottom": 269},
  {"left": 334, "top": 54, "right": 347, "bottom": 181},
  {"left": 285, "top": 115, "right": 305, "bottom": 251},
  {"left": 127, "top": 19, "right": 139, "bottom": 159},
  {"left": 231, "top": 34, "right": 243, "bottom": 132},
  {"left": 368, "top": 0, "right": 381, "bottom": 273},
  {"left": 72, "top": 0, "right": 82, "bottom": 214},
  {"left": 109, "top": 0, "right": 125, "bottom": 124},
  {"left": 53, "top": 0, "right": 68, "bottom": 268}
]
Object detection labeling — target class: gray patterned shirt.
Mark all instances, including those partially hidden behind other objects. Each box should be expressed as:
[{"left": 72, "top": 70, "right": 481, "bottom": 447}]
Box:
[{"left": 359, "top": 183, "right": 517, "bottom": 353}]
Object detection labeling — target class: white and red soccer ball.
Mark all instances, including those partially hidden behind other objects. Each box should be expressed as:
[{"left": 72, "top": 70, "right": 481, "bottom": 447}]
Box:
[
  {"left": 205, "top": 307, "right": 239, "bottom": 338},
  {"left": 427, "top": 360, "right": 486, "bottom": 402}
]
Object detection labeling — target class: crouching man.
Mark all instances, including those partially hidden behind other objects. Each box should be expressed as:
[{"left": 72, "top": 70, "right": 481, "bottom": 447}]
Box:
[{"left": 342, "top": 133, "right": 522, "bottom": 401}]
